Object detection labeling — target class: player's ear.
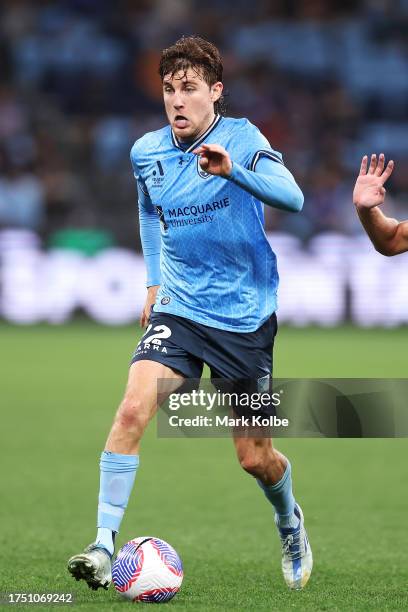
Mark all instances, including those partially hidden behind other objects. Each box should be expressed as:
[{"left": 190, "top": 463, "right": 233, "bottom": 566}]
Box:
[{"left": 211, "top": 82, "right": 223, "bottom": 102}]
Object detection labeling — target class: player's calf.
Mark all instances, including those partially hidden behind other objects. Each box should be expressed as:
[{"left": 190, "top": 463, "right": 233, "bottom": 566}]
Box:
[{"left": 235, "top": 437, "right": 286, "bottom": 482}]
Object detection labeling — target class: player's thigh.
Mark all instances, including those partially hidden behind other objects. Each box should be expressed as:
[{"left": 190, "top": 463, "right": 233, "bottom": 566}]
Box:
[
  {"left": 207, "top": 312, "right": 277, "bottom": 399},
  {"left": 122, "top": 359, "right": 185, "bottom": 423}
]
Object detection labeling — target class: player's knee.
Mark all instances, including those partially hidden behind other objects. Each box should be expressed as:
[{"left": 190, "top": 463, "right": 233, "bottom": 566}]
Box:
[{"left": 116, "top": 396, "right": 148, "bottom": 433}]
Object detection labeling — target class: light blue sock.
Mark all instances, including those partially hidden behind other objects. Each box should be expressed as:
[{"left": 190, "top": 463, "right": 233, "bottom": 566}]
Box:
[
  {"left": 257, "top": 461, "right": 299, "bottom": 528},
  {"left": 95, "top": 451, "right": 139, "bottom": 555}
]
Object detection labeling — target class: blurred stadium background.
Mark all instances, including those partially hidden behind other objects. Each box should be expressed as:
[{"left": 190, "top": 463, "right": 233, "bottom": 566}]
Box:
[
  {"left": 1, "top": 2, "right": 408, "bottom": 609},
  {"left": 1, "top": 0, "right": 408, "bottom": 326}
]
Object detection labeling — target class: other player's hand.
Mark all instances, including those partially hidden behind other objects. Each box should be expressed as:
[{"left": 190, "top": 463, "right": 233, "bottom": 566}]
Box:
[
  {"left": 140, "top": 285, "right": 159, "bottom": 327},
  {"left": 353, "top": 153, "right": 394, "bottom": 210},
  {"left": 193, "top": 144, "right": 233, "bottom": 178}
]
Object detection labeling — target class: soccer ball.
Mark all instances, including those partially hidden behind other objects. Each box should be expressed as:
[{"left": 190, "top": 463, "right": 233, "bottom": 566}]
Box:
[{"left": 112, "top": 537, "right": 183, "bottom": 603}]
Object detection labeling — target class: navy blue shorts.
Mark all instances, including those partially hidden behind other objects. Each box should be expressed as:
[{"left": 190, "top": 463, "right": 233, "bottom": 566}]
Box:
[{"left": 131, "top": 310, "right": 278, "bottom": 400}]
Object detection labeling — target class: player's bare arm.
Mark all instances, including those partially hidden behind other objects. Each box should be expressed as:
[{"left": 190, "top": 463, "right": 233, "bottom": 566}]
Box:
[{"left": 353, "top": 154, "right": 408, "bottom": 255}]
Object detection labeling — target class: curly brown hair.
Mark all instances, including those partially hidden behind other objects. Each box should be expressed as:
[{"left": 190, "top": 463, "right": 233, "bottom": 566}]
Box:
[{"left": 159, "top": 35, "right": 225, "bottom": 115}]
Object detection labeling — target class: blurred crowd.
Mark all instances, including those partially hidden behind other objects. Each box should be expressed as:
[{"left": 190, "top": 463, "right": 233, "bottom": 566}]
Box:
[{"left": 0, "top": 0, "right": 407, "bottom": 249}]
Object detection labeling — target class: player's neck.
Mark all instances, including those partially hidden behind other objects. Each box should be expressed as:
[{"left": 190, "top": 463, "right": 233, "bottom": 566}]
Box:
[{"left": 177, "top": 112, "right": 217, "bottom": 144}]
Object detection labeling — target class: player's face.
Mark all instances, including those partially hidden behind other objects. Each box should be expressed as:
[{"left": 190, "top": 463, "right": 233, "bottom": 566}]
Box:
[{"left": 163, "top": 68, "right": 223, "bottom": 142}]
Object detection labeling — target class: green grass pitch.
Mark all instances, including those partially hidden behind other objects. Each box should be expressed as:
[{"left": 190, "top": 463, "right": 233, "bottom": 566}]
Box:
[{"left": 1, "top": 322, "right": 408, "bottom": 611}]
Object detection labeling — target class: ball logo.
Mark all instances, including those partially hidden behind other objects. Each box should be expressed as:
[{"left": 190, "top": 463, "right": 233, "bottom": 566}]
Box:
[
  {"left": 161, "top": 297, "right": 171, "bottom": 305},
  {"left": 196, "top": 156, "right": 211, "bottom": 179}
]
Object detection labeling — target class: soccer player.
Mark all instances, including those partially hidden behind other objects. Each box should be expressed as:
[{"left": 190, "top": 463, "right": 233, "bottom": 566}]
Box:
[
  {"left": 68, "top": 36, "right": 312, "bottom": 592},
  {"left": 353, "top": 154, "right": 408, "bottom": 254}
]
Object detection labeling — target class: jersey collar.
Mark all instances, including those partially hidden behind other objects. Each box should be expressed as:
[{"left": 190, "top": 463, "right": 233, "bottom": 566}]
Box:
[{"left": 171, "top": 114, "right": 222, "bottom": 154}]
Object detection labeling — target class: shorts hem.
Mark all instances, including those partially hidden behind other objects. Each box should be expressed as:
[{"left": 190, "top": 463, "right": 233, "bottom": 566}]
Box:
[{"left": 130, "top": 355, "right": 191, "bottom": 379}]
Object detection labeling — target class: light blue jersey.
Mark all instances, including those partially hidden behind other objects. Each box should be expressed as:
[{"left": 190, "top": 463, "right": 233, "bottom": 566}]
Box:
[{"left": 131, "top": 115, "right": 299, "bottom": 332}]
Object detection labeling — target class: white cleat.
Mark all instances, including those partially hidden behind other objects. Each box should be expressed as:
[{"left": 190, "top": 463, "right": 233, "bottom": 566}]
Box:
[
  {"left": 67, "top": 544, "right": 112, "bottom": 591},
  {"left": 275, "top": 503, "right": 313, "bottom": 590}
]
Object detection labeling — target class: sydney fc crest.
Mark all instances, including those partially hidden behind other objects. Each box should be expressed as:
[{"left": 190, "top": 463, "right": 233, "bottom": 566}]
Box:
[{"left": 196, "top": 156, "right": 211, "bottom": 179}]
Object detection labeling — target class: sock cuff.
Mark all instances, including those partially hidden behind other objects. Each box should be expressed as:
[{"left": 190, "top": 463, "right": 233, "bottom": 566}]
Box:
[
  {"left": 100, "top": 451, "right": 139, "bottom": 473},
  {"left": 258, "top": 460, "right": 291, "bottom": 493}
]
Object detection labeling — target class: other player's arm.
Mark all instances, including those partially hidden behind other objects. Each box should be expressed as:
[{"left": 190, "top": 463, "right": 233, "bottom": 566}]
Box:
[
  {"left": 353, "top": 154, "right": 408, "bottom": 256},
  {"left": 193, "top": 143, "right": 303, "bottom": 212}
]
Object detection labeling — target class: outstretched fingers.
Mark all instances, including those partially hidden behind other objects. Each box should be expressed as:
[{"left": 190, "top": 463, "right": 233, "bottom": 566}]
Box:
[
  {"left": 361, "top": 153, "right": 395, "bottom": 184},
  {"left": 368, "top": 153, "right": 377, "bottom": 174},
  {"left": 374, "top": 153, "right": 385, "bottom": 176},
  {"left": 359, "top": 155, "right": 368, "bottom": 175},
  {"left": 380, "top": 159, "right": 394, "bottom": 184}
]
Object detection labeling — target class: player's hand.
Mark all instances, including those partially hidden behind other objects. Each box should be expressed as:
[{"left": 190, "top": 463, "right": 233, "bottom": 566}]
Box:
[
  {"left": 140, "top": 285, "right": 159, "bottom": 327},
  {"left": 353, "top": 153, "right": 394, "bottom": 210},
  {"left": 193, "top": 143, "right": 233, "bottom": 178}
]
